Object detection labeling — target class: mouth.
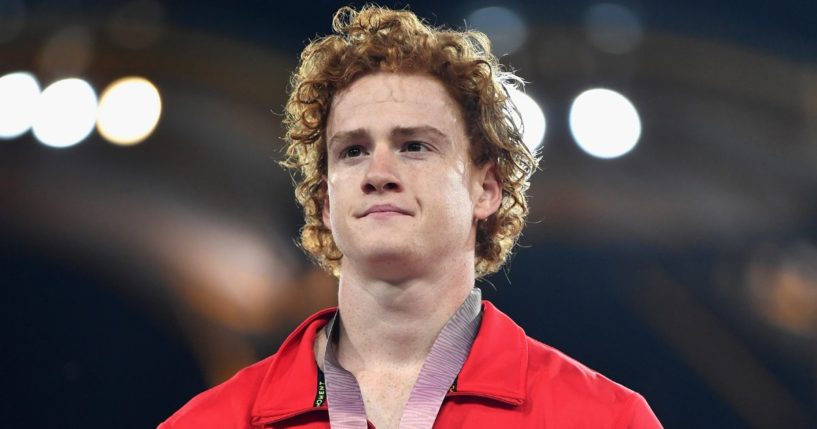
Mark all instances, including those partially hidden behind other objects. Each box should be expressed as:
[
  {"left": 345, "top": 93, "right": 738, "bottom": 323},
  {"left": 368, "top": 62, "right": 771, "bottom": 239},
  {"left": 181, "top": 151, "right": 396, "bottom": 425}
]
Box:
[{"left": 359, "top": 204, "right": 412, "bottom": 218}]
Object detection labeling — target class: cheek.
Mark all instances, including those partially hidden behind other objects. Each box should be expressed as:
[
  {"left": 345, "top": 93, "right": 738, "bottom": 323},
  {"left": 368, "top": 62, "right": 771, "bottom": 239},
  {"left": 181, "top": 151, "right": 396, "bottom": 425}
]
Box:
[
  {"left": 323, "top": 174, "right": 341, "bottom": 227},
  {"left": 431, "top": 169, "right": 475, "bottom": 220}
]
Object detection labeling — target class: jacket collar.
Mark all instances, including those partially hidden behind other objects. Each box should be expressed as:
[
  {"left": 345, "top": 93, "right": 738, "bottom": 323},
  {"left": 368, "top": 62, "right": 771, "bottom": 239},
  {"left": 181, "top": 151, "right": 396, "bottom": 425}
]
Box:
[
  {"left": 250, "top": 307, "right": 333, "bottom": 425},
  {"left": 452, "top": 301, "right": 528, "bottom": 405},
  {"left": 250, "top": 300, "right": 528, "bottom": 425}
]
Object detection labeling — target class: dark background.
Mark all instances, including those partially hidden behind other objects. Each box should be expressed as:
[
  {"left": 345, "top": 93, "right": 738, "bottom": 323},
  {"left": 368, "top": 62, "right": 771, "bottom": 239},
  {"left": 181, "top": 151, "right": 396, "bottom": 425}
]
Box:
[{"left": 2, "top": 1, "right": 817, "bottom": 427}]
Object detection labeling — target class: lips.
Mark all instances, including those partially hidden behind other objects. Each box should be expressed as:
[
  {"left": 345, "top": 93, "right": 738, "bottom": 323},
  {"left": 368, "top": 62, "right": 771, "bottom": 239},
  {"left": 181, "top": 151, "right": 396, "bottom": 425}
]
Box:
[{"left": 360, "top": 204, "right": 412, "bottom": 217}]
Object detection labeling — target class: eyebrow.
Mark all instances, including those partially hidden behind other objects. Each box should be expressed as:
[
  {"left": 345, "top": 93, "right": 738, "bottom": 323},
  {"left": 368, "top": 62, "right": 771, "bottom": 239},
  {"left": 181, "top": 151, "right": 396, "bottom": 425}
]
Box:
[
  {"left": 392, "top": 126, "right": 450, "bottom": 143},
  {"left": 328, "top": 129, "right": 368, "bottom": 148},
  {"left": 328, "top": 126, "right": 450, "bottom": 147}
]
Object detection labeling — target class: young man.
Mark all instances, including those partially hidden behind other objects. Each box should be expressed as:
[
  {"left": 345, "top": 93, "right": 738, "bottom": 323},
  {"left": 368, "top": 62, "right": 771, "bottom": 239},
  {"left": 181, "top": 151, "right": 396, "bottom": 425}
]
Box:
[{"left": 161, "top": 5, "right": 662, "bottom": 429}]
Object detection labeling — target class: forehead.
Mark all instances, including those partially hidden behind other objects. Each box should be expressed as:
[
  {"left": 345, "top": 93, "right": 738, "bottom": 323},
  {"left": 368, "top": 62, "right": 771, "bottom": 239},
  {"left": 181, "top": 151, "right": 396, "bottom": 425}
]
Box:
[{"left": 327, "top": 72, "right": 465, "bottom": 137}]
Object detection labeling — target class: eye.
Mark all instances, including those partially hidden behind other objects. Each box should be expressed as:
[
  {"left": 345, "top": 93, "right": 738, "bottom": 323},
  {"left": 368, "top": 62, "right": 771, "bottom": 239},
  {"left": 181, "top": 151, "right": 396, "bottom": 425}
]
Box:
[
  {"left": 404, "top": 141, "right": 428, "bottom": 152},
  {"left": 341, "top": 145, "right": 364, "bottom": 158}
]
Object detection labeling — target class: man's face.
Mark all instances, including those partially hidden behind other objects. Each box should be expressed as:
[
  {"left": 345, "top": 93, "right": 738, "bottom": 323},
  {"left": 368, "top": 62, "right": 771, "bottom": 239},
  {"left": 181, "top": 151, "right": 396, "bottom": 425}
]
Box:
[{"left": 323, "top": 72, "right": 498, "bottom": 279}]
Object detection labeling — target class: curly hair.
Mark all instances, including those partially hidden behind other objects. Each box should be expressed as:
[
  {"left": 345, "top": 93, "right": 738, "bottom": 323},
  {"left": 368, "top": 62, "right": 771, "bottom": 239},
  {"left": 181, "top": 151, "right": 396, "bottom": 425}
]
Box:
[{"left": 281, "top": 5, "right": 538, "bottom": 278}]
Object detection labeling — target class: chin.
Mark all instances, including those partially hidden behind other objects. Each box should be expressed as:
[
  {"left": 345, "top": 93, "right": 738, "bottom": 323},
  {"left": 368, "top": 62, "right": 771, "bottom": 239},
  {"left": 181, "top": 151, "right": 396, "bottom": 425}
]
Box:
[
  {"left": 363, "top": 245, "right": 416, "bottom": 264},
  {"left": 344, "top": 241, "right": 422, "bottom": 269}
]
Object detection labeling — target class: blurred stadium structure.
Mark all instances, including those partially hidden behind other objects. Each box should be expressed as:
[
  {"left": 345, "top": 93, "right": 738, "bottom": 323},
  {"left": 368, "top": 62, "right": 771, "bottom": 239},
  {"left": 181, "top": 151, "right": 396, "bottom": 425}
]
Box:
[{"left": 1, "top": 1, "right": 817, "bottom": 427}]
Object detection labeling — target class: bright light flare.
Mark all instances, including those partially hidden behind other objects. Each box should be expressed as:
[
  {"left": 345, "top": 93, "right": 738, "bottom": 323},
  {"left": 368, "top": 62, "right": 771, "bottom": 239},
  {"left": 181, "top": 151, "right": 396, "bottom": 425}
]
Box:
[
  {"left": 32, "top": 78, "right": 98, "bottom": 148},
  {"left": 569, "top": 88, "right": 641, "bottom": 159},
  {"left": 0, "top": 72, "right": 41, "bottom": 139},
  {"left": 507, "top": 87, "right": 546, "bottom": 153},
  {"left": 97, "top": 76, "right": 162, "bottom": 145}
]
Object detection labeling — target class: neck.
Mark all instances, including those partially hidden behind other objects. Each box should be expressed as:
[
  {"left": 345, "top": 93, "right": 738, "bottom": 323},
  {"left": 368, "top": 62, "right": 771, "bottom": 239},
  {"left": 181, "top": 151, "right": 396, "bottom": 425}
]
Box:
[{"left": 333, "top": 253, "right": 475, "bottom": 373}]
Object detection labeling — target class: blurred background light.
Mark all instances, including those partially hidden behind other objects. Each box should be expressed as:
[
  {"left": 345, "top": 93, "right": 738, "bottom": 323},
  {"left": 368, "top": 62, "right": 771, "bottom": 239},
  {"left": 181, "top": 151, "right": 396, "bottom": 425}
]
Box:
[
  {"left": 507, "top": 86, "right": 547, "bottom": 153},
  {"left": 0, "top": 72, "right": 40, "bottom": 139},
  {"left": 108, "top": 0, "right": 166, "bottom": 50},
  {"left": 584, "top": 3, "right": 643, "bottom": 54},
  {"left": 747, "top": 242, "right": 817, "bottom": 337},
  {"left": 32, "top": 78, "right": 98, "bottom": 148},
  {"left": 37, "top": 25, "right": 94, "bottom": 78},
  {"left": 0, "top": 0, "right": 26, "bottom": 44},
  {"left": 97, "top": 77, "right": 162, "bottom": 146},
  {"left": 569, "top": 88, "right": 641, "bottom": 159},
  {"left": 466, "top": 6, "right": 527, "bottom": 56}
]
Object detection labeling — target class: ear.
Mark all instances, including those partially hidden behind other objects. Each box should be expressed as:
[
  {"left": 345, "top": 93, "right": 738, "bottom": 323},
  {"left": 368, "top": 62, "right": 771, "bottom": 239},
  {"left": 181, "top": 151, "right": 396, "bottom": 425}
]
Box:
[
  {"left": 473, "top": 162, "right": 502, "bottom": 221},
  {"left": 321, "top": 178, "right": 331, "bottom": 229}
]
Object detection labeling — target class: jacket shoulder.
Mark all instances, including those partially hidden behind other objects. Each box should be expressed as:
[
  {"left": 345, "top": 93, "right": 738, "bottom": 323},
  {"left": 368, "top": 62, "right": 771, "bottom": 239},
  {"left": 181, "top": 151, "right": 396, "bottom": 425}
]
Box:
[
  {"left": 526, "top": 337, "right": 632, "bottom": 398},
  {"left": 158, "top": 307, "right": 336, "bottom": 429},
  {"left": 158, "top": 354, "right": 278, "bottom": 429},
  {"left": 525, "top": 337, "right": 662, "bottom": 428}
]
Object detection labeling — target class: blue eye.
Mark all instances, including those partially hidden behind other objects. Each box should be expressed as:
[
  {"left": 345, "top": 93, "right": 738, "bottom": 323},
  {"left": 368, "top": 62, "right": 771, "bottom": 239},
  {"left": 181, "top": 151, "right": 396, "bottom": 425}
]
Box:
[
  {"left": 342, "top": 146, "right": 364, "bottom": 158},
  {"left": 405, "top": 141, "right": 426, "bottom": 152}
]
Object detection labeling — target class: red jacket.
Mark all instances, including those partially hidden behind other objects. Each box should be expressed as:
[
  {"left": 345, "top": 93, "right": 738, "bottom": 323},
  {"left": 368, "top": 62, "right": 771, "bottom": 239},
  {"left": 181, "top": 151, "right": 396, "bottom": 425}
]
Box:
[{"left": 160, "top": 301, "right": 662, "bottom": 428}]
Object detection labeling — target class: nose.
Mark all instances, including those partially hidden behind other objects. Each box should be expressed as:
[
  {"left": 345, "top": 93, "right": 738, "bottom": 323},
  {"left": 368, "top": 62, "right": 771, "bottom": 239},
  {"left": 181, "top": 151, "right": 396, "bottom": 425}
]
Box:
[{"left": 362, "top": 143, "right": 401, "bottom": 194}]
